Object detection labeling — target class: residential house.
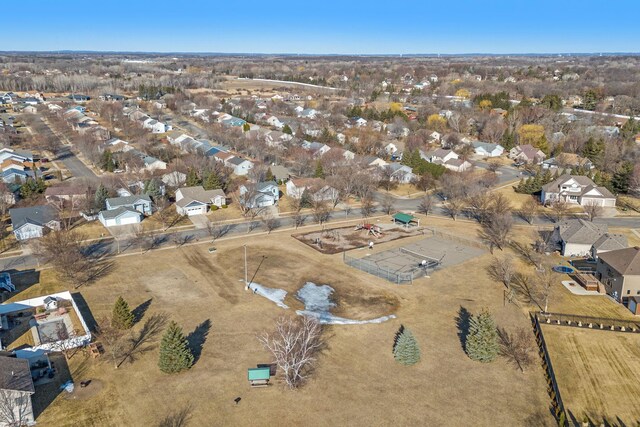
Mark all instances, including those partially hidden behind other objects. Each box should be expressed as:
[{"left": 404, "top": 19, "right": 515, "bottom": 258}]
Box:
[
  {"left": 443, "top": 158, "right": 472, "bottom": 172},
  {"left": 266, "top": 115, "right": 284, "bottom": 129},
  {"left": 591, "top": 233, "right": 628, "bottom": 260},
  {"left": 302, "top": 141, "right": 331, "bottom": 158},
  {"left": 509, "top": 144, "right": 546, "bottom": 164},
  {"left": 239, "top": 181, "right": 279, "bottom": 208},
  {"left": 420, "top": 148, "right": 471, "bottom": 172},
  {"left": 596, "top": 246, "right": 640, "bottom": 306},
  {"left": 105, "top": 194, "right": 153, "bottom": 215},
  {"left": 541, "top": 175, "right": 616, "bottom": 207},
  {"left": 175, "top": 186, "right": 227, "bottom": 216},
  {"left": 360, "top": 156, "right": 388, "bottom": 168},
  {"left": 106, "top": 137, "right": 132, "bottom": 153},
  {"left": 44, "top": 184, "right": 88, "bottom": 208},
  {"left": 429, "top": 131, "right": 442, "bottom": 143},
  {"left": 472, "top": 141, "right": 504, "bottom": 157},
  {"left": 286, "top": 178, "right": 338, "bottom": 202},
  {"left": 542, "top": 153, "right": 593, "bottom": 171},
  {"left": 0, "top": 356, "right": 35, "bottom": 426},
  {"left": 387, "top": 164, "right": 415, "bottom": 184},
  {"left": 9, "top": 205, "right": 60, "bottom": 241},
  {"left": 299, "top": 108, "right": 318, "bottom": 119},
  {"left": 99, "top": 206, "right": 143, "bottom": 227},
  {"left": 67, "top": 94, "right": 90, "bottom": 102},
  {"left": 226, "top": 157, "right": 254, "bottom": 176},
  {"left": 548, "top": 219, "right": 608, "bottom": 257},
  {"left": 269, "top": 165, "right": 292, "bottom": 183}
]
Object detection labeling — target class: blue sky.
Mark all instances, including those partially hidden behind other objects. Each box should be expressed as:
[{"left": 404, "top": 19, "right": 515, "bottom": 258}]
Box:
[{"left": 3, "top": 1, "right": 639, "bottom": 54}]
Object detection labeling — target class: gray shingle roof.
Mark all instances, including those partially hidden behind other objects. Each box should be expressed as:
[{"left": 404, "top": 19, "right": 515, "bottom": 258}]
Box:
[
  {"left": 0, "top": 356, "right": 34, "bottom": 393},
  {"left": 100, "top": 206, "right": 141, "bottom": 220},
  {"left": 593, "top": 233, "right": 628, "bottom": 252},
  {"left": 558, "top": 219, "right": 607, "bottom": 245},
  {"left": 106, "top": 194, "right": 151, "bottom": 208},
  {"left": 9, "top": 205, "right": 57, "bottom": 230}
]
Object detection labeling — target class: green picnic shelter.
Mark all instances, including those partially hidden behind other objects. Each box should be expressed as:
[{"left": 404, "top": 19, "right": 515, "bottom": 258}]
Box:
[
  {"left": 392, "top": 212, "right": 420, "bottom": 228},
  {"left": 248, "top": 367, "right": 271, "bottom": 387}
]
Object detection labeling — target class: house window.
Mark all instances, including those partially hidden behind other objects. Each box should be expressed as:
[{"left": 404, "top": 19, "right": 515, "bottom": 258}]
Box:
[
  {"left": 627, "top": 290, "right": 631, "bottom": 295},
  {"left": 637, "top": 290, "right": 640, "bottom": 295}
]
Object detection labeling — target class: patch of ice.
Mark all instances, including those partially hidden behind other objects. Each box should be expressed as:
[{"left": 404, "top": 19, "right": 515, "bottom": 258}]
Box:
[
  {"left": 295, "top": 282, "right": 396, "bottom": 325},
  {"left": 296, "top": 310, "right": 396, "bottom": 325},
  {"left": 248, "top": 282, "right": 289, "bottom": 309}
]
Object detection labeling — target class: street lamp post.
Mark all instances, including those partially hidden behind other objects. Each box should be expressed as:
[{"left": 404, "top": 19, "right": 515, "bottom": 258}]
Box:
[{"left": 244, "top": 244, "right": 249, "bottom": 291}]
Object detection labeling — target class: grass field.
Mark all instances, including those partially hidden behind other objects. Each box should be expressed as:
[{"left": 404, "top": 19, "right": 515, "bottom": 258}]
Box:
[
  {"left": 8, "top": 219, "right": 576, "bottom": 426},
  {"left": 542, "top": 326, "right": 640, "bottom": 425}
]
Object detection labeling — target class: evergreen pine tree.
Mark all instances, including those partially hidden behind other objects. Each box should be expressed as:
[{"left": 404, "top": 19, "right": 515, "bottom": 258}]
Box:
[
  {"left": 202, "top": 171, "right": 222, "bottom": 190},
  {"left": 158, "top": 321, "right": 194, "bottom": 374},
  {"left": 112, "top": 296, "right": 134, "bottom": 330},
  {"left": 282, "top": 124, "right": 292, "bottom": 135},
  {"left": 465, "top": 309, "right": 500, "bottom": 363},
  {"left": 393, "top": 327, "right": 421, "bottom": 365},
  {"left": 94, "top": 184, "right": 110, "bottom": 211},
  {"left": 143, "top": 179, "right": 162, "bottom": 199},
  {"left": 265, "top": 167, "right": 275, "bottom": 182},
  {"left": 100, "top": 150, "right": 115, "bottom": 172},
  {"left": 314, "top": 161, "right": 325, "bottom": 179},
  {"left": 186, "top": 168, "right": 201, "bottom": 187}
]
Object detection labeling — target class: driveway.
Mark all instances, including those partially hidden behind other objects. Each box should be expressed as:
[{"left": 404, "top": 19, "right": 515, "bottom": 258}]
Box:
[{"left": 189, "top": 214, "right": 210, "bottom": 229}]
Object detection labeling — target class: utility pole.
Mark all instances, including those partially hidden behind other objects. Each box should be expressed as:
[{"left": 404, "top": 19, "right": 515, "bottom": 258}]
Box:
[{"left": 244, "top": 244, "right": 249, "bottom": 291}]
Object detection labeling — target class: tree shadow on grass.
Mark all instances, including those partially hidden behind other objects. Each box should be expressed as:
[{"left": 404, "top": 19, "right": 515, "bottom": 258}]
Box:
[
  {"left": 132, "top": 298, "right": 153, "bottom": 325},
  {"left": 455, "top": 306, "right": 472, "bottom": 351},
  {"left": 156, "top": 405, "right": 192, "bottom": 427},
  {"left": 186, "top": 319, "right": 211, "bottom": 364}
]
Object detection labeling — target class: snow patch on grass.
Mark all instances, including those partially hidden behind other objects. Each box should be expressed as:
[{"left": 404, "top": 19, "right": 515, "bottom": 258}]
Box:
[{"left": 248, "top": 282, "right": 289, "bottom": 309}]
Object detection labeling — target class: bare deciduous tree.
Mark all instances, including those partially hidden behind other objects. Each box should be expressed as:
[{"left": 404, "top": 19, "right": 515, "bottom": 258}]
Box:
[
  {"left": 479, "top": 211, "right": 513, "bottom": 252},
  {"left": 417, "top": 195, "right": 434, "bottom": 216},
  {"left": 518, "top": 197, "right": 539, "bottom": 224},
  {"left": 258, "top": 316, "right": 324, "bottom": 389},
  {"left": 380, "top": 194, "right": 395, "bottom": 215},
  {"left": 261, "top": 211, "right": 280, "bottom": 234},
  {"left": 487, "top": 256, "right": 515, "bottom": 288},
  {"left": 550, "top": 199, "right": 569, "bottom": 222},
  {"left": 205, "top": 214, "right": 231, "bottom": 242},
  {"left": 95, "top": 317, "right": 126, "bottom": 369},
  {"left": 360, "top": 196, "right": 375, "bottom": 218},
  {"left": 498, "top": 327, "right": 535, "bottom": 373},
  {"left": 444, "top": 198, "right": 464, "bottom": 221},
  {"left": 0, "top": 387, "right": 33, "bottom": 427},
  {"left": 311, "top": 200, "right": 330, "bottom": 224},
  {"left": 583, "top": 200, "right": 603, "bottom": 222}
]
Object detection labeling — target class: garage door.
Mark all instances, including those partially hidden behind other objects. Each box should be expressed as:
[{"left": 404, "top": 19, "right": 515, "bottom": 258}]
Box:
[
  {"left": 187, "top": 207, "right": 205, "bottom": 215},
  {"left": 119, "top": 216, "right": 139, "bottom": 225}
]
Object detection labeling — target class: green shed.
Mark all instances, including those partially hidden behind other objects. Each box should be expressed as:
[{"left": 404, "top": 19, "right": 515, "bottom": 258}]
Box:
[
  {"left": 248, "top": 367, "right": 271, "bottom": 387},
  {"left": 392, "top": 212, "right": 420, "bottom": 227}
]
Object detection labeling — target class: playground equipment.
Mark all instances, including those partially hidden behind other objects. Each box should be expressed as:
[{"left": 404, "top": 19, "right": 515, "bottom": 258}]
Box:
[{"left": 355, "top": 223, "right": 383, "bottom": 238}]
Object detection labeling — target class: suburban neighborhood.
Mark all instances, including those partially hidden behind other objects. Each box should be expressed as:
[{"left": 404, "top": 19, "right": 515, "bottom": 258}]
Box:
[{"left": 1, "top": 4, "right": 640, "bottom": 426}]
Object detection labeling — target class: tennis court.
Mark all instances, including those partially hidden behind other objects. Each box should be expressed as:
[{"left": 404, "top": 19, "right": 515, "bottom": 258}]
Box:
[{"left": 344, "top": 234, "right": 486, "bottom": 283}]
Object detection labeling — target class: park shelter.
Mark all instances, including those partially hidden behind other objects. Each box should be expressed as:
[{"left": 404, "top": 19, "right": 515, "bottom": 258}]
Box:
[
  {"left": 392, "top": 213, "right": 420, "bottom": 228},
  {"left": 248, "top": 367, "right": 271, "bottom": 387}
]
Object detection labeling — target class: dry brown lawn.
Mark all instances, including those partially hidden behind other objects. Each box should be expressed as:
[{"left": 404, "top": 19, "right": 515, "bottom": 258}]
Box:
[
  {"left": 541, "top": 326, "right": 640, "bottom": 425},
  {"left": 9, "top": 220, "right": 572, "bottom": 426},
  {"left": 492, "top": 185, "right": 537, "bottom": 210}
]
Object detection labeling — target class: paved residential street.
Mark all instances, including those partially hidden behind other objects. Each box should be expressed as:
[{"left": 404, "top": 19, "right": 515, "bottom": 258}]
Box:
[{"left": 38, "top": 117, "right": 98, "bottom": 180}]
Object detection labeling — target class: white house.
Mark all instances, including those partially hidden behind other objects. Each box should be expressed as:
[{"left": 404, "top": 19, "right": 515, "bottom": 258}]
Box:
[
  {"left": 9, "top": 206, "right": 60, "bottom": 241},
  {"left": 541, "top": 175, "right": 616, "bottom": 207},
  {"left": 175, "top": 186, "right": 227, "bottom": 216},
  {"left": 266, "top": 115, "right": 284, "bottom": 129},
  {"left": 387, "top": 164, "right": 415, "bottom": 184},
  {"left": 99, "top": 207, "right": 143, "bottom": 227},
  {"left": 239, "top": 181, "right": 280, "bottom": 208},
  {"left": 472, "top": 141, "right": 504, "bottom": 157},
  {"left": 286, "top": 178, "right": 338, "bottom": 202},
  {"left": 226, "top": 157, "right": 254, "bottom": 176},
  {"left": 421, "top": 148, "right": 458, "bottom": 164}
]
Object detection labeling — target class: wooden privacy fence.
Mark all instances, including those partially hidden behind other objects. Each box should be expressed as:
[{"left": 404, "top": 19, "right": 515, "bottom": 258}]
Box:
[
  {"left": 534, "top": 311, "right": 640, "bottom": 333},
  {"left": 531, "top": 313, "right": 566, "bottom": 424}
]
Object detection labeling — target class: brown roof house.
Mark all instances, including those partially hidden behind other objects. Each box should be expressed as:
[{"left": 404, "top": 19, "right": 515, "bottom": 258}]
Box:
[{"left": 596, "top": 247, "right": 640, "bottom": 311}]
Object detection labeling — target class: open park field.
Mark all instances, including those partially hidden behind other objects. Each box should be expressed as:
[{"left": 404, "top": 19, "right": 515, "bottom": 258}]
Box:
[
  {"left": 541, "top": 326, "right": 640, "bottom": 425},
  {"left": 8, "top": 218, "right": 567, "bottom": 426}
]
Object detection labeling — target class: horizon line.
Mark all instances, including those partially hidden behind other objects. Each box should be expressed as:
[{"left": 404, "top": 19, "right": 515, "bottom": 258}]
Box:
[{"left": 1, "top": 50, "right": 640, "bottom": 57}]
